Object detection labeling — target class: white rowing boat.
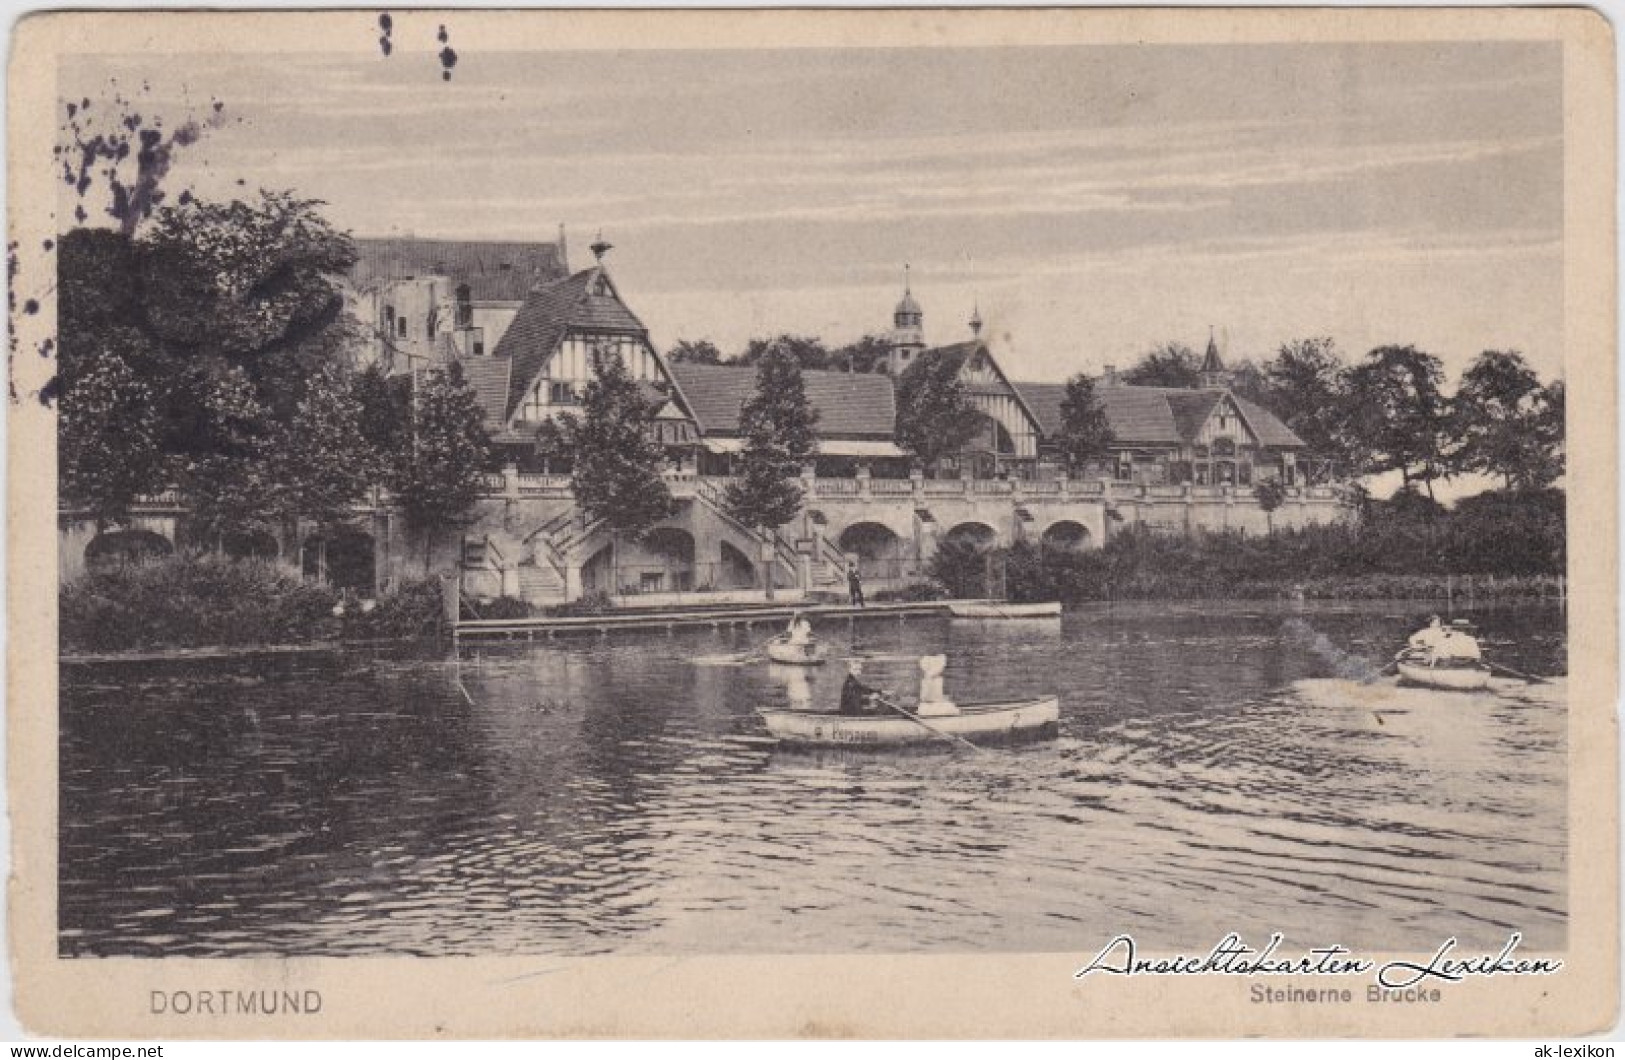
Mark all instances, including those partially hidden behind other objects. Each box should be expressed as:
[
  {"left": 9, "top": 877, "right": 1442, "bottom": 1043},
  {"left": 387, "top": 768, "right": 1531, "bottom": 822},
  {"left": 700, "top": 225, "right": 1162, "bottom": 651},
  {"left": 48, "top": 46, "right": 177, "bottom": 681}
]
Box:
[
  {"left": 759, "top": 696, "right": 1060, "bottom": 748},
  {"left": 764, "top": 637, "right": 827, "bottom": 665},
  {"left": 1395, "top": 650, "right": 1493, "bottom": 691},
  {"left": 946, "top": 601, "right": 1062, "bottom": 619}
]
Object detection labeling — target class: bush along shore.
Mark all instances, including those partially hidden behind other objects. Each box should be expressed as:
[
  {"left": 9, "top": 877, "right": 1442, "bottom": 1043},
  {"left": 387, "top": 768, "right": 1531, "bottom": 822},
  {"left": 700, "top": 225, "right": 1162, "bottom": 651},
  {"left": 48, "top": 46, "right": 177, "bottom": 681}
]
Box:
[
  {"left": 59, "top": 555, "right": 449, "bottom": 655},
  {"left": 929, "top": 487, "right": 1566, "bottom": 606}
]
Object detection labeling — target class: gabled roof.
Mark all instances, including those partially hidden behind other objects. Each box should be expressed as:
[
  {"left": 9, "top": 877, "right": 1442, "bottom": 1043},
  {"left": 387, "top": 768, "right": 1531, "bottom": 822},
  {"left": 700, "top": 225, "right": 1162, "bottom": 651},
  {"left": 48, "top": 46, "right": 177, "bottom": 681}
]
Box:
[
  {"left": 926, "top": 338, "right": 1045, "bottom": 437},
  {"left": 1165, "top": 391, "right": 1225, "bottom": 440},
  {"left": 451, "top": 356, "right": 512, "bottom": 427},
  {"left": 669, "top": 363, "right": 895, "bottom": 438},
  {"left": 348, "top": 237, "right": 568, "bottom": 302},
  {"left": 492, "top": 268, "right": 649, "bottom": 423},
  {"left": 1012, "top": 382, "right": 1305, "bottom": 449}
]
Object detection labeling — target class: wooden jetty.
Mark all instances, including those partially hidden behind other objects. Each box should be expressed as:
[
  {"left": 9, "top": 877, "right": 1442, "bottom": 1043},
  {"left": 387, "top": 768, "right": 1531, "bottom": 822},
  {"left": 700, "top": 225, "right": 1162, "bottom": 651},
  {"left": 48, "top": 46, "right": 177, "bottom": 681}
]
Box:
[{"left": 453, "top": 599, "right": 984, "bottom": 642}]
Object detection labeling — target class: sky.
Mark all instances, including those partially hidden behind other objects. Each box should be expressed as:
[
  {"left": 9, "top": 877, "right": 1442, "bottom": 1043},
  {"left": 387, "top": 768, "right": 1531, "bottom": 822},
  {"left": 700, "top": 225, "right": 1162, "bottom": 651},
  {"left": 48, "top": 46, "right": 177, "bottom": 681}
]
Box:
[{"left": 59, "top": 38, "right": 1565, "bottom": 385}]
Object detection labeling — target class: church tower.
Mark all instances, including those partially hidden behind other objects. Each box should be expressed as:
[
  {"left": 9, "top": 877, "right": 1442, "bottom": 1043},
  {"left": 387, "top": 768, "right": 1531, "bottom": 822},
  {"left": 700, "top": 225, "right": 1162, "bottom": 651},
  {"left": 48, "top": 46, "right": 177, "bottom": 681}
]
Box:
[
  {"left": 1200, "top": 328, "right": 1229, "bottom": 389},
  {"left": 888, "top": 266, "right": 926, "bottom": 374}
]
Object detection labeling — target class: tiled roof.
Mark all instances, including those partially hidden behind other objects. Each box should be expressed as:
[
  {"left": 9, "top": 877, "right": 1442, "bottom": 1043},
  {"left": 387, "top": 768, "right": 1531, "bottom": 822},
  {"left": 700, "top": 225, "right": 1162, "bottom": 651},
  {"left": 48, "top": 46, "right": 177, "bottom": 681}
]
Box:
[
  {"left": 1013, "top": 382, "right": 1305, "bottom": 449},
  {"left": 491, "top": 268, "right": 648, "bottom": 423},
  {"left": 348, "top": 237, "right": 567, "bottom": 302},
  {"left": 450, "top": 356, "right": 512, "bottom": 427},
  {"left": 670, "top": 363, "right": 895, "bottom": 438},
  {"left": 1232, "top": 396, "right": 1306, "bottom": 448},
  {"left": 1165, "top": 391, "right": 1225, "bottom": 440}
]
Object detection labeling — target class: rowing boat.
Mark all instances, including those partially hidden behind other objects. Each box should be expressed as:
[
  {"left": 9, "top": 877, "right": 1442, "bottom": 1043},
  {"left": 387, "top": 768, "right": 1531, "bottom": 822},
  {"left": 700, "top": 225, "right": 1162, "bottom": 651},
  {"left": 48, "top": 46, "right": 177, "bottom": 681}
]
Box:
[
  {"left": 946, "top": 601, "right": 1062, "bottom": 619},
  {"left": 1395, "top": 650, "right": 1493, "bottom": 691},
  {"left": 759, "top": 696, "right": 1060, "bottom": 748},
  {"left": 764, "top": 637, "right": 826, "bottom": 665}
]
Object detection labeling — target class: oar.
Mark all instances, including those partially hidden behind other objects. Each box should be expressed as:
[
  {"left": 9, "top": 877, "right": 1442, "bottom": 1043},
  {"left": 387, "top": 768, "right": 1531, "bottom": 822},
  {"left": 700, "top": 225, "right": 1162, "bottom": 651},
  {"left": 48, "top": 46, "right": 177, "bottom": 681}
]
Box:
[
  {"left": 873, "top": 693, "right": 988, "bottom": 756},
  {"left": 1485, "top": 660, "right": 1551, "bottom": 685}
]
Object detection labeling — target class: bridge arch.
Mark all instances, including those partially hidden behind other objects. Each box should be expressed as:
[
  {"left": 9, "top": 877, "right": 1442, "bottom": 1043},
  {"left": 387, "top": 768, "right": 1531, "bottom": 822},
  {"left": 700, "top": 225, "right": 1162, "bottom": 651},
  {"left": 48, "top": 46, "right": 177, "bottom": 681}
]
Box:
[
  {"left": 1041, "top": 520, "right": 1092, "bottom": 552},
  {"left": 944, "top": 521, "right": 998, "bottom": 552},
  {"left": 84, "top": 528, "right": 173, "bottom": 573}
]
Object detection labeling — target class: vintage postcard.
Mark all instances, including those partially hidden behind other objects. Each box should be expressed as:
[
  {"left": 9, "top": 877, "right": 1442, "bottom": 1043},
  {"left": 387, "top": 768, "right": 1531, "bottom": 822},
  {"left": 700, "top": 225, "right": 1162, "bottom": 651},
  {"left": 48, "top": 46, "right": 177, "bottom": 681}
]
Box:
[{"left": 6, "top": 7, "right": 1617, "bottom": 1040}]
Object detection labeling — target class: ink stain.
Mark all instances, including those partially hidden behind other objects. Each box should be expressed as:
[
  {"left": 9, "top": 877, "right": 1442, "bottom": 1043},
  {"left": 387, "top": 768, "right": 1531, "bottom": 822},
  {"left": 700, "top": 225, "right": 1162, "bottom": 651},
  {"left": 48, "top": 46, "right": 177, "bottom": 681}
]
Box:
[
  {"left": 38, "top": 375, "right": 61, "bottom": 408},
  {"left": 23, "top": 299, "right": 38, "bottom": 315},
  {"left": 39, "top": 338, "right": 54, "bottom": 358},
  {"left": 42, "top": 239, "right": 53, "bottom": 252},
  {"left": 378, "top": 12, "right": 394, "bottom": 56}
]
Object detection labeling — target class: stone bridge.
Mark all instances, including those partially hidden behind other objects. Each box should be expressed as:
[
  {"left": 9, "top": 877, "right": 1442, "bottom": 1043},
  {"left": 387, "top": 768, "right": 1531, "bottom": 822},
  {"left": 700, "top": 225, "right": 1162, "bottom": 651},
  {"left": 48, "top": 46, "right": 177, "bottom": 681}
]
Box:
[{"left": 58, "top": 468, "right": 1354, "bottom": 605}]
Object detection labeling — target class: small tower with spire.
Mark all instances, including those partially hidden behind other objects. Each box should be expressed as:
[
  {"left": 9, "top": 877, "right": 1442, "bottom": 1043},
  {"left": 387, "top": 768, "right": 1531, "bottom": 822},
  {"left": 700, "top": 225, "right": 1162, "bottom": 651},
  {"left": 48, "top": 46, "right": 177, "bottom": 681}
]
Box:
[
  {"left": 969, "top": 304, "right": 983, "bottom": 340},
  {"left": 888, "top": 265, "right": 926, "bottom": 374},
  {"left": 1200, "top": 326, "right": 1229, "bottom": 389}
]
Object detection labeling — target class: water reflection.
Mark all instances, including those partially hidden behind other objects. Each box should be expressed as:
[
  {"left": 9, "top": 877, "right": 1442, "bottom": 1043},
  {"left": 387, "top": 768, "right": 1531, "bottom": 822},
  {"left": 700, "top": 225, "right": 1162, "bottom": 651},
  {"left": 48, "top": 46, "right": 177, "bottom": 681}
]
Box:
[{"left": 60, "top": 601, "right": 1567, "bottom": 957}]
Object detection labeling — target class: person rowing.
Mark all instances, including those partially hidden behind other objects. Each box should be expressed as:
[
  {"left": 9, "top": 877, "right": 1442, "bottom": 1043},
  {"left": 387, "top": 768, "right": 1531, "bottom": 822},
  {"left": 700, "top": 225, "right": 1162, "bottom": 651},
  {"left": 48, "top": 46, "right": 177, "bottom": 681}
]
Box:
[
  {"left": 1407, "top": 615, "right": 1447, "bottom": 654},
  {"left": 839, "top": 660, "right": 887, "bottom": 716}
]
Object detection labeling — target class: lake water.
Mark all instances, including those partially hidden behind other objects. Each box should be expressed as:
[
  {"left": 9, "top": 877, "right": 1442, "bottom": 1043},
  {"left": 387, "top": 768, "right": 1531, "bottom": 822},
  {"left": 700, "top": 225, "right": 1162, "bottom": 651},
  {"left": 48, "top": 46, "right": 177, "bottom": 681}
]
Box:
[{"left": 59, "top": 601, "right": 1568, "bottom": 957}]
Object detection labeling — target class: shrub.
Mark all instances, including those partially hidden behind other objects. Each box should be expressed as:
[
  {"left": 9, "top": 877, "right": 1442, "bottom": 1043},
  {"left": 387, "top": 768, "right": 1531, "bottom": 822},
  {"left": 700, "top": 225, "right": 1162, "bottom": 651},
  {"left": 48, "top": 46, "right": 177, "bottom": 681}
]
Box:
[
  {"left": 342, "top": 576, "right": 448, "bottom": 639},
  {"left": 872, "top": 581, "right": 949, "bottom": 603},
  {"left": 546, "top": 591, "right": 615, "bottom": 617},
  {"left": 61, "top": 553, "right": 340, "bottom": 652},
  {"left": 467, "top": 595, "right": 533, "bottom": 621}
]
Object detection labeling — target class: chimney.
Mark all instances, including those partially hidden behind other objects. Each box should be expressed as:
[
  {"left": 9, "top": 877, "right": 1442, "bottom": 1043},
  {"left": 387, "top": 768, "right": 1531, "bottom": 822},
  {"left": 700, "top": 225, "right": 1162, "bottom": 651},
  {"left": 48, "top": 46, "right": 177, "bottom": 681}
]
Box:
[{"left": 1103, "top": 364, "right": 1118, "bottom": 387}]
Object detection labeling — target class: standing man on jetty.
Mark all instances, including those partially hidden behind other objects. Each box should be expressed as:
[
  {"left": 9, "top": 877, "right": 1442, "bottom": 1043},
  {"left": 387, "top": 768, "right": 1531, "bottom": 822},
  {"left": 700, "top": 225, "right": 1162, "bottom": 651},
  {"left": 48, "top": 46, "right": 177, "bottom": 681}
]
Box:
[{"left": 846, "top": 561, "right": 865, "bottom": 607}]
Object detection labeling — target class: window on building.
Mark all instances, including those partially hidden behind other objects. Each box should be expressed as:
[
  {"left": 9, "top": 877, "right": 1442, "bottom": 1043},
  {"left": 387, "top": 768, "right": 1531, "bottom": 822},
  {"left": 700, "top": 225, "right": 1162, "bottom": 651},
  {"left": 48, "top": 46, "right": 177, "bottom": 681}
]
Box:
[
  {"left": 1115, "top": 455, "right": 1134, "bottom": 482},
  {"left": 382, "top": 304, "right": 395, "bottom": 333},
  {"left": 455, "top": 285, "right": 473, "bottom": 328},
  {"left": 550, "top": 381, "right": 577, "bottom": 405},
  {"left": 397, "top": 315, "right": 408, "bottom": 338}
]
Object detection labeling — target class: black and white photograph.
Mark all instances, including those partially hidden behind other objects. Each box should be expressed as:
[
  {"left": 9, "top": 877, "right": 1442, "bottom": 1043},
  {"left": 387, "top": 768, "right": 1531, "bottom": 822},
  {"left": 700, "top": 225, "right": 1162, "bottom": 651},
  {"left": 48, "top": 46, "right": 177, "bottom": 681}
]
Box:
[{"left": 6, "top": 7, "right": 1616, "bottom": 1040}]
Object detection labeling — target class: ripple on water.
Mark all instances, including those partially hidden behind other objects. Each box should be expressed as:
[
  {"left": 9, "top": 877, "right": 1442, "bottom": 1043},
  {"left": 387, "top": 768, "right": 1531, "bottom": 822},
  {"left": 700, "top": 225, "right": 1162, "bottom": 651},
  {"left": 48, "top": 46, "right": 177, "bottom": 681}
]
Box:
[{"left": 58, "top": 604, "right": 1569, "bottom": 956}]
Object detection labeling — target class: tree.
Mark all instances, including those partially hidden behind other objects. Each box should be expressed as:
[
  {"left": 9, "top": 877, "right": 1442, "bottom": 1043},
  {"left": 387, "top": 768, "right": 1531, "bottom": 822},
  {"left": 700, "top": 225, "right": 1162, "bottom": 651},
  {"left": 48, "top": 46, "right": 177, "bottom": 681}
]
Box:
[
  {"left": 548, "top": 346, "right": 675, "bottom": 588},
  {"left": 394, "top": 363, "right": 491, "bottom": 570},
  {"left": 1124, "top": 342, "right": 1202, "bottom": 388},
  {"left": 138, "top": 191, "right": 357, "bottom": 421},
  {"left": 1056, "top": 372, "right": 1115, "bottom": 474},
  {"left": 271, "top": 362, "right": 374, "bottom": 528},
  {"left": 1345, "top": 345, "right": 1451, "bottom": 500},
  {"left": 830, "top": 334, "right": 895, "bottom": 374},
  {"left": 1261, "top": 337, "right": 1357, "bottom": 483},
  {"left": 735, "top": 334, "right": 835, "bottom": 370},
  {"left": 1450, "top": 350, "right": 1564, "bottom": 490},
  {"left": 666, "top": 339, "right": 723, "bottom": 365},
  {"left": 1254, "top": 477, "right": 1289, "bottom": 533},
  {"left": 724, "top": 349, "right": 820, "bottom": 597},
  {"left": 894, "top": 348, "right": 982, "bottom": 475},
  {"left": 58, "top": 328, "right": 169, "bottom": 528}
]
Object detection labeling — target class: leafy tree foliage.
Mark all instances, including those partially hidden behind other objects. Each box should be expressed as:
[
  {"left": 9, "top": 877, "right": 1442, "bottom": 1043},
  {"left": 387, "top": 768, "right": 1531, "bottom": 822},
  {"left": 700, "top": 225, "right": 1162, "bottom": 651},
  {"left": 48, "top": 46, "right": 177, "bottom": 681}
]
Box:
[
  {"left": 1345, "top": 345, "right": 1451, "bottom": 499},
  {"left": 666, "top": 339, "right": 723, "bottom": 365},
  {"left": 1056, "top": 372, "right": 1114, "bottom": 474},
  {"left": 894, "top": 348, "right": 982, "bottom": 474},
  {"left": 1259, "top": 337, "right": 1357, "bottom": 482},
  {"left": 56, "top": 193, "right": 362, "bottom": 537},
  {"left": 1123, "top": 342, "right": 1202, "bottom": 388},
  {"left": 830, "top": 334, "right": 895, "bottom": 374},
  {"left": 547, "top": 347, "right": 674, "bottom": 541},
  {"left": 1254, "top": 477, "right": 1289, "bottom": 532},
  {"left": 1450, "top": 350, "right": 1564, "bottom": 490},
  {"left": 58, "top": 329, "right": 168, "bottom": 528},
  {"left": 735, "top": 334, "right": 835, "bottom": 370},
  {"left": 725, "top": 347, "right": 820, "bottom": 533},
  {"left": 393, "top": 363, "right": 491, "bottom": 568}
]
